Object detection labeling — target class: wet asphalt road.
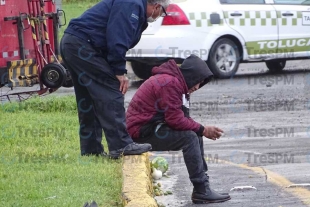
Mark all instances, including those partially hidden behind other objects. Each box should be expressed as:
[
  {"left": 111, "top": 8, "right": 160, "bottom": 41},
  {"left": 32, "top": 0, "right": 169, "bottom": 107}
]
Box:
[
  {"left": 152, "top": 60, "right": 310, "bottom": 207},
  {"left": 1, "top": 60, "right": 310, "bottom": 206}
]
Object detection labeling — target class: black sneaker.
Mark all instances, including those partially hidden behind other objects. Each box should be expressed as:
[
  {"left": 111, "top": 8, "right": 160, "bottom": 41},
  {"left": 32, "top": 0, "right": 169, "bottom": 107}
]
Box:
[{"left": 109, "top": 142, "right": 152, "bottom": 159}]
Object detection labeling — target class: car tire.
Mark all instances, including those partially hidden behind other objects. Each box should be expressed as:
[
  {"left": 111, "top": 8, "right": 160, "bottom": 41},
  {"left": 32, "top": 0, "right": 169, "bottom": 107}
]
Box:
[
  {"left": 131, "top": 61, "right": 158, "bottom": 80},
  {"left": 266, "top": 60, "right": 286, "bottom": 73},
  {"left": 207, "top": 38, "right": 240, "bottom": 79}
]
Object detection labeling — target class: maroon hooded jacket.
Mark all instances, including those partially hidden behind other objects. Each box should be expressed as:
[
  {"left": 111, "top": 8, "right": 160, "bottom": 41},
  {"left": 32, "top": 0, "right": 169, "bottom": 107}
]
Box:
[{"left": 126, "top": 55, "right": 214, "bottom": 139}]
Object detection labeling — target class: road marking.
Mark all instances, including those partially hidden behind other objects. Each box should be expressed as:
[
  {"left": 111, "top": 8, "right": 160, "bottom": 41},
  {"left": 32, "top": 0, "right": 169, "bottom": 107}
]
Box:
[{"left": 218, "top": 159, "right": 310, "bottom": 206}]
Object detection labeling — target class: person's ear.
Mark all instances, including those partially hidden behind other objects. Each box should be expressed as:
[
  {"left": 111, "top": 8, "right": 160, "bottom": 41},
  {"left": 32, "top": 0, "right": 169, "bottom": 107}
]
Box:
[{"left": 154, "top": 4, "right": 161, "bottom": 12}]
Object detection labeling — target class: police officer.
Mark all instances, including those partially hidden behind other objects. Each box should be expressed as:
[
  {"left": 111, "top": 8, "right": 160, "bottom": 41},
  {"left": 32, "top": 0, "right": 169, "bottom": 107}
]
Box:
[{"left": 60, "top": 0, "right": 170, "bottom": 158}]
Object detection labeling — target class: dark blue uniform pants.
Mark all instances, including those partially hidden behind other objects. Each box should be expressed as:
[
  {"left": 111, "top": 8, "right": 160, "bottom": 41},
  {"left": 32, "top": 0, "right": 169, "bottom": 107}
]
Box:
[{"left": 60, "top": 34, "right": 133, "bottom": 155}]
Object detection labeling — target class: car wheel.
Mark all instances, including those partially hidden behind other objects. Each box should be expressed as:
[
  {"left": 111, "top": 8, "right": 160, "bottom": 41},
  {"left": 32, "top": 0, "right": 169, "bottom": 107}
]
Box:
[
  {"left": 207, "top": 38, "right": 240, "bottom": 79},
  {"left": 131, "top": 61, "right": 158, "bottom": 80},
  {"left": 266, "top": 60, "right": 286, "bottom": 73}
]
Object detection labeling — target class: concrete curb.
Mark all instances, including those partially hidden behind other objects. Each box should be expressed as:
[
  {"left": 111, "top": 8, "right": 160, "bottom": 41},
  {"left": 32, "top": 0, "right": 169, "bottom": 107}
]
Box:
[{"left": 122, "top": 153, "right": 158, "bottom": 207}]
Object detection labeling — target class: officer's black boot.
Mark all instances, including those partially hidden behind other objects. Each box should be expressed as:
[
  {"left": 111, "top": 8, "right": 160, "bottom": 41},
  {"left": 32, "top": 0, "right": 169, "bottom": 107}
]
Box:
[{"left": 192, "top": 178, "right": 231, "bottom": 204}]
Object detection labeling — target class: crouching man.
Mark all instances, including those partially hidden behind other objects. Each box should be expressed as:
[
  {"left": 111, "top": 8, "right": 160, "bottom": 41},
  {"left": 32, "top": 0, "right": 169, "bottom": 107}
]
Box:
[{"left": 126, "top": 54, "right": 231, "bottom": 204}]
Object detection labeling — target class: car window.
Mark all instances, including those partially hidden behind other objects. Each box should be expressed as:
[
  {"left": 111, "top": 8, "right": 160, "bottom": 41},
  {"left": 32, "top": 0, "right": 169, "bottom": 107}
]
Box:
[
  {"left": 273, "top": 0, "right": 310, "bottom": 4},
  {"left": 220, "top": 0, "right": 265, "bottom": 4}
]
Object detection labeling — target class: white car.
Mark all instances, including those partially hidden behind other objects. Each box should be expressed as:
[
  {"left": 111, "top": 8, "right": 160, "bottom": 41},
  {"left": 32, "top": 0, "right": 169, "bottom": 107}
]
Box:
[{"left": 126, "top": 0, "right": 310, "bottom": 79}]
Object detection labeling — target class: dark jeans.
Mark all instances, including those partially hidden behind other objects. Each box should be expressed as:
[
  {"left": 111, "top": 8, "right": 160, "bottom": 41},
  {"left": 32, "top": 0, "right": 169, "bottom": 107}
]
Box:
[
  {"left": 60, "top": 33, "right": 133, "bottom": 155},
  {"left": 136, "top": 124, "right": 208, "bottom": 184}
]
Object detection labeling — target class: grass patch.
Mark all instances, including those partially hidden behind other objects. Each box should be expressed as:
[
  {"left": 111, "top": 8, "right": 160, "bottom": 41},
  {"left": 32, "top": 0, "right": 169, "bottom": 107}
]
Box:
[
  {"left": 0, "top": 96, "right": 123, "bottom": 207},
  {"left": 59, "top": 1, "right": 100, "bottom": 39},
  {"left": 0, "top": 95, "right": 77, "bottom": 113}
]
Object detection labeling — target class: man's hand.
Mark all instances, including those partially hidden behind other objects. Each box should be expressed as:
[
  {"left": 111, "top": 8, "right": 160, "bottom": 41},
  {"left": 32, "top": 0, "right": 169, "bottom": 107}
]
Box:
[
  {"left": 203, "top": 126, "right": 224, "bottom": 140},
  {"left": 116, "top": 75, "right": 129, "bottom": 95}
]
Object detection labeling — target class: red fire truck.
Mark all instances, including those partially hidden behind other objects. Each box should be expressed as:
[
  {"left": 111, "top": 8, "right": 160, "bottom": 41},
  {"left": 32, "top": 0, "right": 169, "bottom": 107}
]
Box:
[{"left": 0, "top": 0, "right": 71, "bottom": 99}]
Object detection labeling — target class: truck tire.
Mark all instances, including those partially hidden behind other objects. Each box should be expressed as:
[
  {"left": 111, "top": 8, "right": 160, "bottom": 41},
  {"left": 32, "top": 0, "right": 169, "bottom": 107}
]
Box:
[
  {"left": 131, "top": 61, "right": 158, "bottom": 80},
  {"left": 207, "top": 38, "right": 240, "bottom": 79},
  {"left": 266, "top": 60, "right": 286, "bottom": 73}
]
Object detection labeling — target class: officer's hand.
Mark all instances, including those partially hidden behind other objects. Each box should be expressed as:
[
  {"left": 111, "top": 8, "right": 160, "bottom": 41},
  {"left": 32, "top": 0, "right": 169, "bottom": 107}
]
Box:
[
  {"left": 116, "top": 75, "right": 129, "bottom": 95},
  {"left": 203, "top": 126, "right": 224, "bottom": 140}
]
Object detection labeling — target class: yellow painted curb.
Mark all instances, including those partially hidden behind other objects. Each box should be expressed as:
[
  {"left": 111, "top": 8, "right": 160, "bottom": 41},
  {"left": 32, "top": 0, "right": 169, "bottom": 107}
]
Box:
[{"left": 122, "top": 153, "right": 158, "bottom": 207}]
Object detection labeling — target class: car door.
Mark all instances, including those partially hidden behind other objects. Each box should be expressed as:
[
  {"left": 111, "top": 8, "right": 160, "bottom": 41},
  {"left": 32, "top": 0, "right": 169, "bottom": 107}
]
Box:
[
  {"left": 220, "top": 0, "right": 279, "bottom": 60},
  {"left": 272, "top": 0, "right": 310, "bottom": 58}
]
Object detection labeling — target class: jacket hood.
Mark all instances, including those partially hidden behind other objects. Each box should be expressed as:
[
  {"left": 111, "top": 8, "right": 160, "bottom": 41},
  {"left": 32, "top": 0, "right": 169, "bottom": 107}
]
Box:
[
  {"left": 152, "top": 59, "right": 188, "bottom": 92},
  {"left": 179, "top": 54, "right": 214, "bottom": 90}
]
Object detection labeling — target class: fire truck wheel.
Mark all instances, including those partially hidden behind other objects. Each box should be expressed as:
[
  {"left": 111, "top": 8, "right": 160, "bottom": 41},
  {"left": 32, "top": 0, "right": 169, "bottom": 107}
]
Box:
[{"left": 41, "top": 63, "right": 67, "bottom": 89}]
